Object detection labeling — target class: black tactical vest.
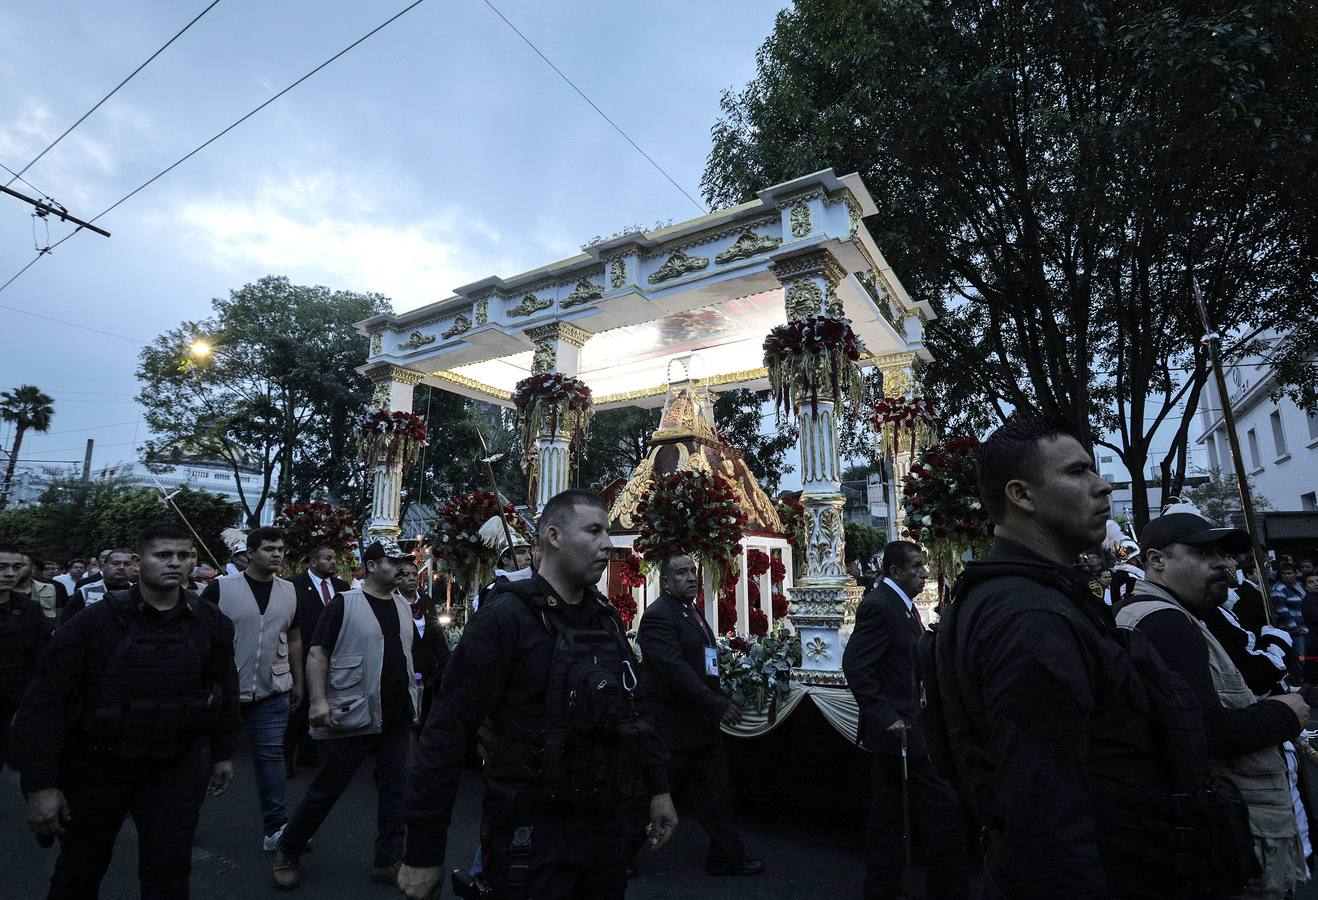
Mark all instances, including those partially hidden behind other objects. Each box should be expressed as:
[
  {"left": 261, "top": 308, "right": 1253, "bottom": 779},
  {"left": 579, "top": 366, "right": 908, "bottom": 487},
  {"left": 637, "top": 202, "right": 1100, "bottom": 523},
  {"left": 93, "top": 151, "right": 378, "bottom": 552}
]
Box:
[
  {"left": 921, "top": 560, "right": 1256, "bottom": 898},
  {"left": 0, "top": 593, "right": 45, "bottom": 708},
  {"left": 81, "top": 592, "right": 221, "bottom": 759},
  {"left": 478, "top": 580, "right": 644, "bottom": 809}
]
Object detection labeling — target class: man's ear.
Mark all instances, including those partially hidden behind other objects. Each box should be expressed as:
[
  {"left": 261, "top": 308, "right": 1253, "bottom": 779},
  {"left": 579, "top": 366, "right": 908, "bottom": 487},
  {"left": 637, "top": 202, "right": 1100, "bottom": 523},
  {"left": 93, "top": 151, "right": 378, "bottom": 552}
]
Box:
[{"left": 1003, "top": 478, "right": 1035, "bottom": 515}]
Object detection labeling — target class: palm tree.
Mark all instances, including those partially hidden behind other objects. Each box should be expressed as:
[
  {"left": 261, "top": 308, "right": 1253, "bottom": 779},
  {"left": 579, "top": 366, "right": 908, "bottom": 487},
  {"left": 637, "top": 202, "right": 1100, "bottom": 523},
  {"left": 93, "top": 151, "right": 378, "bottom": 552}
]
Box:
[{"left": 1, "top": 384, "right": 55, "bottom": 509}]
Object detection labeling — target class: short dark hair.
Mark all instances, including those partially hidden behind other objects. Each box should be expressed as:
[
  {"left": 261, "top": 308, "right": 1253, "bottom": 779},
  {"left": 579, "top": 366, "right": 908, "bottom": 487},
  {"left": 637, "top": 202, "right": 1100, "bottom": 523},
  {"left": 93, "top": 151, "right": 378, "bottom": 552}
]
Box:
[
  {"left": 660, "top": 553, "right": 693, "bottom": 577},
  {"left": 538, "top": 489, "right": 607, "bottom": 539},
  {"left": 976, "top": 416, "right": 1079, "bottom": 524},
  {"left": 881, "top": 541, "right": 923, "bottom": 576},
  {"left": 1278, "top": 563, "right": 1297, "bottom": 574},
  {"left": 247, "top": 526, "right": 285, "bottom": 551},
  {"left": 308, "top": 543, "right": 337, "bottom": 557},
  {"left": 67, "top": 557, "right": 87, "bottom": 567},
  {"left": 0, "top": 542, "right": 23, "bottom": 557},
  {"left": 136, "top": 524, "right": 193, "bottom": 553}
]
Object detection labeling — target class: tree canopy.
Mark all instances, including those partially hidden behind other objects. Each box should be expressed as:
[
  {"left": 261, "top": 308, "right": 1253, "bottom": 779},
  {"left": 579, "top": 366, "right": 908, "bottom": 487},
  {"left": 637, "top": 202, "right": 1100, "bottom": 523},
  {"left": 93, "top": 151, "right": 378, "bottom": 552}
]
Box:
[
  {"left": 136, "top": 276, "right": 391, "bottom": 525},
  {"left": 704, "top": 0, "right": 1318, "bottom": 528}
]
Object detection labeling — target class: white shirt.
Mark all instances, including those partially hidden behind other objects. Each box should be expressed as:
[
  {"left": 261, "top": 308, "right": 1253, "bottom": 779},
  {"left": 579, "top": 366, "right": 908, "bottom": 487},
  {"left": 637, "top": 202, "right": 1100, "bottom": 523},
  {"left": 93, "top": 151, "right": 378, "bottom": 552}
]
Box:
[
  {"left": 883, "top": 577, "right": 915, "bottom": 612},
  {"left": 306, "top": 570, "right": 336, "bottom": 605},
  {"left": 54, "top": 573, "right": 78, "bottom": 593}
]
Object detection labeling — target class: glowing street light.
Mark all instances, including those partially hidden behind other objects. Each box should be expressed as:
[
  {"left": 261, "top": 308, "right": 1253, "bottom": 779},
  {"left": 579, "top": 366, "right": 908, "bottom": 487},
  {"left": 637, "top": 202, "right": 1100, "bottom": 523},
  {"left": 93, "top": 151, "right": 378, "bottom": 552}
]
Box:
[{"left": 189, "top": 339, "right": 213, "bottom": 359}]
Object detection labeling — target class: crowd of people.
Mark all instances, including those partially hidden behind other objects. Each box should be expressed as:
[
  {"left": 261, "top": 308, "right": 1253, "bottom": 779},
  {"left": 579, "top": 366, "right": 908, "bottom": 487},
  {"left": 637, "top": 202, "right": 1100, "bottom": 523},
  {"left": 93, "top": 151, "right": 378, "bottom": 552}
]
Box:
[{"left": 3, "top": 418, "right": 1318, "bottom": 899}]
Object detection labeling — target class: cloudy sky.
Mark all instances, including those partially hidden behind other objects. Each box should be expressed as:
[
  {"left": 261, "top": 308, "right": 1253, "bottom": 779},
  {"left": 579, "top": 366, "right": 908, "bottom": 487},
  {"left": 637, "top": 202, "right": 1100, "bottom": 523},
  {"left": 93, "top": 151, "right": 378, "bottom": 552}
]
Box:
[{"left": 0, "top": 0, "right": 786, "bottom": 472}]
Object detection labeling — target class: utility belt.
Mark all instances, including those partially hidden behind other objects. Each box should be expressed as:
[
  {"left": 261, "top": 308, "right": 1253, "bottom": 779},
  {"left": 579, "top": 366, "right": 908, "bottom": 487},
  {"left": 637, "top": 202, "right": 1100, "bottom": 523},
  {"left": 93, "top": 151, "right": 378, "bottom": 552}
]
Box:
[
  {"left": 479, "top": 719, "right": 645, "bottom": 809},
  {"left": 80, "top": 685, "right": 220, "bottom": 760}
]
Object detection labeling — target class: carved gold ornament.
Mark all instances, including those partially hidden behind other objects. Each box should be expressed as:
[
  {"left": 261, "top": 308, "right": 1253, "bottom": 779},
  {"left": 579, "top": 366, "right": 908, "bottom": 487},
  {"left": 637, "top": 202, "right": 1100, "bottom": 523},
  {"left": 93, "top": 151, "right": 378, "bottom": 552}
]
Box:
[
  {"left": 784, "top": 280, "right": 824, "bottom": 320},
  {"left": 804, "top": 503, "right": 845, "bottom": 580},
  {"left": 561, "top": 278, "right": 604, "bottom": 309},
  {"left": 440, "top": 316, "right": 471, "bottom": 339},
  {"left": 370, "top": 332, "right": 383, "bottom": 356},
  {"left": 609, "top": 257, "right": 627, "bottom": 289},
  {"left": 531, "top": 339, "right": 556, "bottom": 375},
  {"left": 715, "top": 230, "right": 782, "bottom": 265},
  {"left": 474, "top": 298, "right": 489, "bottom": 326},
  {"left": 790, "top": 202, "right": 812, "bottom": 238},
  {"left": 648, "top": 249, "right": 709, "bottom": 284},
  {"left": 508, "top": 293, "right": 553, "bottom": 317},
  {"left": 399, "top": 330, "right": 437, "bottom": 350},
  {"left": 804, "top": 636, "right": 831, "bottom": 661}
]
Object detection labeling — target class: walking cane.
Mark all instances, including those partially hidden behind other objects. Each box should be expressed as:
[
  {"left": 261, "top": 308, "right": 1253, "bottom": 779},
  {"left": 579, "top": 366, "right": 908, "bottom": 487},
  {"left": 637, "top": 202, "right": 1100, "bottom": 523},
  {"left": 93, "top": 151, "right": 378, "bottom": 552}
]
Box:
[{"left": 899, "top": 729, "right": 920, "bottom": 898}]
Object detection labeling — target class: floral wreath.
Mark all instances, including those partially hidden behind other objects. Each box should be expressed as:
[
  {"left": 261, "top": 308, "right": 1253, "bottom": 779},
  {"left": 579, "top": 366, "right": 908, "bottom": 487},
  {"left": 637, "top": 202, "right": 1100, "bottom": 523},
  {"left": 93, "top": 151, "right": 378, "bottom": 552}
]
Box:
[
  {"left": 430, "top": 490, "right": 517, "bottom": 590},
  {"left": 512, "top": 373, "right": 593, "bottom": 467},
  {"left": 901, "top": 435, "right": 992, "bottom": 578},
  {"left": 633, "top": 469, "right": 747, "bottom": 591},
  {"left": 274, "top": 501, "right": 358, "bottom": 561},
  {"left": 868, "top": 395, "right": 938, "bottom": 460},
  {"left": 762, "top": 315, "right": 865, "bottom": 420},
  {"left": 358, "top": 409, "right": 428, "bottom": 470}
]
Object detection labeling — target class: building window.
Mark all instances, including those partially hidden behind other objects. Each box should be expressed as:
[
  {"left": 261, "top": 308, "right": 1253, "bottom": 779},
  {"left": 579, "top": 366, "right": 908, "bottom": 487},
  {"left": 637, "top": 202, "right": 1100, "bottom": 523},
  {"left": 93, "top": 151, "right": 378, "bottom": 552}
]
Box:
[
  {"left": 1302, "top": 492, "right": 1317, "bottom": 512},
  {"left": 1247, "top": 428, "right": 1261, "bottom": 470},
  {"left": 1270, "top": 410, "right": 1288, "bottom": 458},
  {"left": 1205, "top": 434, "right": 1218, "bottom": 471},
  {"left": 1308, "top": 409, "right": 1318, "bottom": 442},
  {"left": 214, "top": 473, "right": 227, "bottom": 480}
]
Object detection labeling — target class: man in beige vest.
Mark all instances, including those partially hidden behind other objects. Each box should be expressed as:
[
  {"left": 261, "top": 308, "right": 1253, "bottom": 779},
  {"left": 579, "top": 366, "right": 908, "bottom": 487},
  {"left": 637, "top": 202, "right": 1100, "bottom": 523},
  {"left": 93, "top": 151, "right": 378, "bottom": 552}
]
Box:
[
  {"left": 273, "top": 539, "right": 420, "bottom": 891},
  {"left": 201, "top": 526, "right": 303, "bottom": 851},
  {"left": 1115, "top": 509, "right": 1309, "bottom": 898}
]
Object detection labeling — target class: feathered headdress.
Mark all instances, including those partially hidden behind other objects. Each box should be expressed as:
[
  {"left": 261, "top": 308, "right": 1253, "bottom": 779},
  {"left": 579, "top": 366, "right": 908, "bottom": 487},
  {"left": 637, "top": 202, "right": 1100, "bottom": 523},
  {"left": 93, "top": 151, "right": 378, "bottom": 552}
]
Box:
[{"left": 221, "top": 527, "right": 248, "bottom": 556}]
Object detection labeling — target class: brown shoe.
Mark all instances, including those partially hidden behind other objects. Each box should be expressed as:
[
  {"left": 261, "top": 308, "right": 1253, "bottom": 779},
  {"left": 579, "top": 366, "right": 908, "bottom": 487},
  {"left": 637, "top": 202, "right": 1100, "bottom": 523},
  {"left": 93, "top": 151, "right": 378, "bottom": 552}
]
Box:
[
  {"left": 273, "top": 847, "right": 300, "bottom": 891},
  {"left": 371, "top": 862, "right": 402, "bottom": 887}
]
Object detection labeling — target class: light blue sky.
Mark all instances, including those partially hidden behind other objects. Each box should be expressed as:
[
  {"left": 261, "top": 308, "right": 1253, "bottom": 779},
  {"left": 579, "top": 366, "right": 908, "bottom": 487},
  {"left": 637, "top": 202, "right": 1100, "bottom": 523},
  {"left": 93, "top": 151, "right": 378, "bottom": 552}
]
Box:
[{"left": 0, "top": 0, "right": 787, "bottom": 472}]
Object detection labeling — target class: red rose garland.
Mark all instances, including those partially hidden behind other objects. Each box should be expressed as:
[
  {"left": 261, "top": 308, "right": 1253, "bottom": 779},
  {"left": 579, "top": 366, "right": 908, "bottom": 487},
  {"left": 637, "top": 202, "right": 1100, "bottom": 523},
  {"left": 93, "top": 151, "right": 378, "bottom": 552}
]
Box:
[
  {"left": 901, "top": 436, "right": 992, "bottom": 577},
  {"left": 274, "top": 501, "right": 358, "bottom": 561},
  {"left": 868, "top": 395, "right": 938, "bottom": 460},
  {"left": 358, "top": 409, "right": 428, "bottom": 470},
  {"left": 512, "top": 373, "right": 592, "bottom": 468},
  {"left": 609, "top": 591, "right": 638, "bottom": 628},
  {"left": 634, "top": 469, "right": 747, "bottom": 593},
  {"left": 431, "top": 490, "right": 517, "bottom": 590},
  {"left": 746, "top": 548, "right": 771, "bottom": 580},
  {"left": 762, "top": 315, "right": 865, "bottom": 420},
  {"left": 618, "top": 553, "right": 646, "bottom": 588}
]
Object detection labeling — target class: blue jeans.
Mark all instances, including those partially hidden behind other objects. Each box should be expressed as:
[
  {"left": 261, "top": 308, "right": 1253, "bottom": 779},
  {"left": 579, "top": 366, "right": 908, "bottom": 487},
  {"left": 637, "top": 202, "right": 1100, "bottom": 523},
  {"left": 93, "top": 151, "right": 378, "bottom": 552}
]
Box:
[
  {"left": 241, "top": 692, "right": 291, "bottom": 835},
  {"left": 279, "top": 724, "right": 410, "bottom": 866}
]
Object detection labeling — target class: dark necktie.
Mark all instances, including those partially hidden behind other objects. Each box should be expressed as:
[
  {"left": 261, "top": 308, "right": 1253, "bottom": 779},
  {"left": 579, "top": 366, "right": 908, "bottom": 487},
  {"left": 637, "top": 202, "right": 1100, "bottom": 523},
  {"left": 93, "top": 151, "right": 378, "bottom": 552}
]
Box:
[
  {"left": 319, "top": 578, "right": 332, "bottom": 606},
  {"left": 690, "top": 600, "right": 715, "bottom": 645},
  {"left": 910, "top": 604, "right": 924, "bottom": 632}
]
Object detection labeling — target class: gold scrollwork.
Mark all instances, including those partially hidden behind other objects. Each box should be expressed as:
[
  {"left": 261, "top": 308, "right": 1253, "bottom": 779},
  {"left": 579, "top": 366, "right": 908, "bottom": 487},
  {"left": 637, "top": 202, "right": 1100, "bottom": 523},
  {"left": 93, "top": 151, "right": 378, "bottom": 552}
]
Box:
[
  {"left": 784, "top": 280, "right": 823, "bottom": 320},
  {"left": 648, "top": 249, "right": 709, "bottom": 284},
  {"left": 790, "top": 201, "right": 812, "bottom": 238},
  {"left": 399, "top": 330, "right": 437, "bottom": 350},
  {"left": 804, "top": 503, "right": 845, "bottom": 580},
  {"left": 474, "top": 298, "right": 489, "bottom": 326},
  {"left": 532, "top": 339, "right": 556, "bottom": 375},
  {"left": 609, "top": 257, "right": 627, "bottom": 289},
  {"left": 561, "top": 278, "right": 604, "bottom": 309},
  {"left": 440, "top": 316, "right": 471, "bottom": 339},
  {"left": 369, "top": 332, "right": 383, "bottom": 356},
  {"left": 715, "top": 230, "right": 782, "bottom": 265},
  {"left": 508, "top": 293, "right": 553, "bottom": 317}
]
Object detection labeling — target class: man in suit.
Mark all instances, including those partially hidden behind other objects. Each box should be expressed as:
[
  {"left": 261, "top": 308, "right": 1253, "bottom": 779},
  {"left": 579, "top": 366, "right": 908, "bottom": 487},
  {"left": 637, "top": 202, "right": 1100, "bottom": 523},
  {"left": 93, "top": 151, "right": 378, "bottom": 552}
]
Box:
[
  {"left": 285, "top": 544, "right": 350, "bottom": 773},
  {"left": 842, "top": 541, "right": 969, "bottom": 900},
  {"left": 395, "top": 558, "right": 450, "bottom": 728},
  {"left": 636, "top": 553, "right": 762, "bottom": 877}
]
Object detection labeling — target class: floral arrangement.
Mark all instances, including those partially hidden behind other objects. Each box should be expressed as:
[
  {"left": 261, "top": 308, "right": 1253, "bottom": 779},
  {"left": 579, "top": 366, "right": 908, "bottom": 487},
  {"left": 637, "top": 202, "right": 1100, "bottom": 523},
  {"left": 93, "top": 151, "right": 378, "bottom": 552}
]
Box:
[
  {"left": 431, "top": 490, "right": 516, "bottom": 590},
  {"left": 770, "top": 556, "right": 787, "bottom": 584},
  {"left": 717, "top": 631, "right": 802, "bottom": 714},
  {"left": 762, "top": 315, "right": 865, "bottom": 420},
  {"left": 609, "top": 591, "right": 638, "bottom": 628},
  {"left": 512, "top": 373, "right": 593, "bottom": 466},
  {"left": 274, "top": 501, "right": 358, "bottom": 561},
  {"left": 771, "top": 589, "right": 789, "bottom": 620},
  {"left": 618, "top": 553, "right": 646, "bottom": 588},
  {"left": 746, "top": 548, "right": 771, "bottom": 580},
  {"left": 633, "top": 469, "right": 747, "bottom": 589},
  {"left": 358, "top": 409, "right": 428, "bottom": 470},
  {"left": 901, "top": 435, "right": 993, "bottom": 578},
  {"left": 748, "top": 607, "right": 769, "bottom": 637},
  {"left": 868, "top": 395, "right": 938, "bottom": 460}
]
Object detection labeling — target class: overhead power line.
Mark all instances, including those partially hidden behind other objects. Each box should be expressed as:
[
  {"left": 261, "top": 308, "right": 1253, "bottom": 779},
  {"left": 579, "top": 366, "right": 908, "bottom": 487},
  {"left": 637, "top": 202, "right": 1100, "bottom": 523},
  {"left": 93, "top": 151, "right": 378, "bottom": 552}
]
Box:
[
  {"left": 3, "top": 0, "right": 224, "bottom": 190},
  {"left": 480, "top": 0, "right": 706, "bottom": 215},
  {"left": 0, "top": 0, "right": 430, "bottom": 313}
]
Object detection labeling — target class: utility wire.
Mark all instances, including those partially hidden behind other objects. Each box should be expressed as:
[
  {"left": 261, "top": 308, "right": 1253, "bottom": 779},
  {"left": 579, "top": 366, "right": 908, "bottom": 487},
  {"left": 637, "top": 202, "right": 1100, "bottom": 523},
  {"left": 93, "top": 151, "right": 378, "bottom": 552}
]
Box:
[
  {"left": 0, "top": 0, "right": 429, "bottom": 307},
  {"left": 480, "top": 0, "right": 706, "bottom": 215},
  {"left": 3, "top": 0, "right": 224, "bottom": 189},
  {"left": 0, "top": 300, "right": 148, "bottom": 343}
]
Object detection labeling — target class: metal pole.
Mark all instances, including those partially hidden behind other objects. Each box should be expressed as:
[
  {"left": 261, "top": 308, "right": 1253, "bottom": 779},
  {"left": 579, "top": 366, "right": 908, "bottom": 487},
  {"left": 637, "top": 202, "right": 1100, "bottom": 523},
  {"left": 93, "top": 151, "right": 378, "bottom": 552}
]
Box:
[
  {"left": 0, "top": 184, "right": 111, "bottom": 237},
  {"left": 474, "top": 425, "right": 518, "bottom": 554},
  {"left": 1191, "top": 280, "right": 1273, "bottom": 616},
  {"left": 81, "top": 439, "right": 93, "bottom": 481}
]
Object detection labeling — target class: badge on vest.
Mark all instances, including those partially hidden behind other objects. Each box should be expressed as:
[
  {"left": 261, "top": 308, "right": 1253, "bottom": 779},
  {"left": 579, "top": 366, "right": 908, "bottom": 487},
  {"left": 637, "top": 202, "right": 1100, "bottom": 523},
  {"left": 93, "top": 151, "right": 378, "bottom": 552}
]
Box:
[{"left": 704, "top": 646, "right": 719, "bottom": 677}]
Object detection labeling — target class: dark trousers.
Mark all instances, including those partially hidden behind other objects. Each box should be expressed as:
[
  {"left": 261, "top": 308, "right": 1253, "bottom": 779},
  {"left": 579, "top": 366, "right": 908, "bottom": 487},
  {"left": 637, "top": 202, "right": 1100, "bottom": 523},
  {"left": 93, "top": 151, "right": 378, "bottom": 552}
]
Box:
[
  {"left": 667, "top": 741, "right": 747, "bottom": 866},
  {"left": 283, "top": 693, "right": 319, "bottom": 770},
  {"left": 485, "top": 820, "right": 626, "bottom": 900},
  {"left": 278, "top": 724, "right": 409, "bottom": 867},
  {"left": 48, "top": 747, "right": 207, "bottom": 900},
  {"left": 866, "top": 751, "right": 969, "bottom": 900}
]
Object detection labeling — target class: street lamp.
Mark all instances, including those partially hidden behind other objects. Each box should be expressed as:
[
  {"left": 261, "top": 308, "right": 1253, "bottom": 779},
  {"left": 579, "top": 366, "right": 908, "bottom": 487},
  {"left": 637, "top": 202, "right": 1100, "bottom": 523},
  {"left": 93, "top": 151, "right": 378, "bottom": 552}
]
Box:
[{"left": 189, "top": 339, "right": 213, "bottom": 359}]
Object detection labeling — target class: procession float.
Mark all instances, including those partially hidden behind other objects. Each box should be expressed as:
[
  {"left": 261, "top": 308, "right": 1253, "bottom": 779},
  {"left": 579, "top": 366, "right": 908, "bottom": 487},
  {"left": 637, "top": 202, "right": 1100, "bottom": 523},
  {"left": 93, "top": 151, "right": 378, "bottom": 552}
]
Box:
[{"left": 353, "top": 169, "right": 936, "bottom": 806}]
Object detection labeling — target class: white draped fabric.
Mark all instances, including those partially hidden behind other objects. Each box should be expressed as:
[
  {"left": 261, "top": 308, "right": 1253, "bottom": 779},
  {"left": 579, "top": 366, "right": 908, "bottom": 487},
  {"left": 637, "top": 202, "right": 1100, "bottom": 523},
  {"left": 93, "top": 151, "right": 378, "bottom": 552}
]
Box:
[{"left": 720, "top": 685, "right": 859, "bottom": 745}]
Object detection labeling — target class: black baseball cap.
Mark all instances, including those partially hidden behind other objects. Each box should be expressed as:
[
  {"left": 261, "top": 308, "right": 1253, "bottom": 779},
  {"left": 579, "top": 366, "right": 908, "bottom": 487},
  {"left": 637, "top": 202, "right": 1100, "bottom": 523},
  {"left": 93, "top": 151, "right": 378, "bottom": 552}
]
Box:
[
  {"left": 1139, "top": 512, "right": 1251, "bottom": 554},
  {"left": 362, "top": 540, "right": 410, "bottom": 563}
]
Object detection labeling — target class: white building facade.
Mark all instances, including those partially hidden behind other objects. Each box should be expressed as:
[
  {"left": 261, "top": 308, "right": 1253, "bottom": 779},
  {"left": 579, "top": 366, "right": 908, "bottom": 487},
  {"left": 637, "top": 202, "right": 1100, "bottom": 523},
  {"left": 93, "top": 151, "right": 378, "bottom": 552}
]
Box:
[
  {"left": 1197, "top": 331, "right": 1318, "bottom": 513},
  {"left": 106, "top": 458, "right": 276, "bottom": 526}
]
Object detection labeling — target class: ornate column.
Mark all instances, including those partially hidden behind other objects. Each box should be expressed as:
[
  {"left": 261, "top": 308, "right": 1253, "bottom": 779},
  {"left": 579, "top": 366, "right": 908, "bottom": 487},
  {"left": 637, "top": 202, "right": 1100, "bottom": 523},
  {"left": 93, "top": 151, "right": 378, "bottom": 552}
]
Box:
[
  {"left": 770, "top": 249, "right": 860, "bottom": 686},
  {"left": 874, "top": 352, "right": 918, "bottom": 541},
  {"left": 525, "top": 322, "right": 592, "bottom": 512},
  {"left": 364, "top": 364, "right": 424, "bottom": 543}
]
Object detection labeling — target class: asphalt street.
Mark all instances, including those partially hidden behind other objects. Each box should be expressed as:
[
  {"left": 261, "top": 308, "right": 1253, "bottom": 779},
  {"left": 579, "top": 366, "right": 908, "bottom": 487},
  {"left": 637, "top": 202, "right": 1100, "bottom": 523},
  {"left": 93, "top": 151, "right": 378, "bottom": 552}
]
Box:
[{"left": 0, "top": 744, "right": 867, "bottom": 899}]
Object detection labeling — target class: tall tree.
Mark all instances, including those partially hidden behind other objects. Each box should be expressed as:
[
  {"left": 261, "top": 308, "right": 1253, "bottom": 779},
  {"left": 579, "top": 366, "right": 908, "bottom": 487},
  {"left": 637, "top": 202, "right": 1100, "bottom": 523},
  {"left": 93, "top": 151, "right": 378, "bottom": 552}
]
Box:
[
  {"left": 703, "top": 0, "right": 1318, "bottom": 529},
  {"left": 0, "top": 384, "right": 55, "bottom": 509},
  {"left": 136, "top": 276, "right": 391, "bottom": 526}
]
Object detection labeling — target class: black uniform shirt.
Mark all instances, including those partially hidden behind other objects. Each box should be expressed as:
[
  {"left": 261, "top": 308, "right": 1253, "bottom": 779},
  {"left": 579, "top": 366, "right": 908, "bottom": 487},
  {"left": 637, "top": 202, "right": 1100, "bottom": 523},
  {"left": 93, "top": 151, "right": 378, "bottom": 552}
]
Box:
[
  {"left": 0, "top": 590, "right": 54, "bottom": 710},
  {"left": 313, "top": 591, "right": 412, "bottom": 731},
  {"left": 402, "top": 574, "right": 670, "bottom": 869},
  {"left": 9, "top": 587, "right": 240, "bottom": 795}
]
